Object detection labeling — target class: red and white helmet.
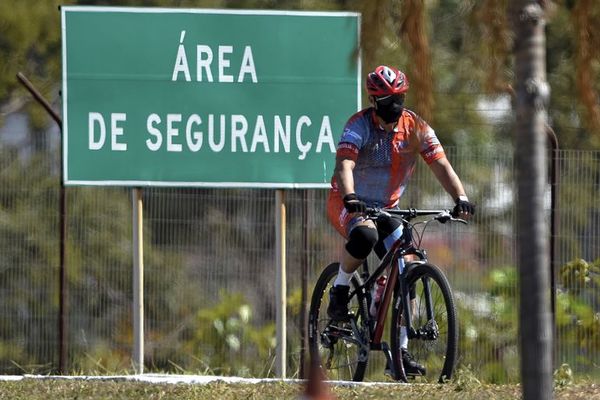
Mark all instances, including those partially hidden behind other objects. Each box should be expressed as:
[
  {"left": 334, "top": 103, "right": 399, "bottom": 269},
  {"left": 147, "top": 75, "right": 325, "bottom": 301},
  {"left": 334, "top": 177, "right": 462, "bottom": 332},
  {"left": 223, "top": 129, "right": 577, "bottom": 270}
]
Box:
[{"left": 366, "top": 65, "right": 409, "bottom": 97}]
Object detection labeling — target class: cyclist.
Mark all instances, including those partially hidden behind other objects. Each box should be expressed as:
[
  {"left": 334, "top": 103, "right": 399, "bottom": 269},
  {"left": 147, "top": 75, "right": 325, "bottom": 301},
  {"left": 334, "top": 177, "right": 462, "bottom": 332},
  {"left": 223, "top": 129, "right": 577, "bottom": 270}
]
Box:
[{"left": 326, "top": 65, "right": 475, "bottom": 376}]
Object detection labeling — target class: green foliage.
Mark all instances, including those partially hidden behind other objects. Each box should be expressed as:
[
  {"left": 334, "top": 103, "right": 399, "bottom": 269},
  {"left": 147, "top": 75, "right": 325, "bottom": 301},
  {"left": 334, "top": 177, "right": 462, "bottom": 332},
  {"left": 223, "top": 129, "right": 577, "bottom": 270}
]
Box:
[
  {"left": 453, "top": 364, "right": 482, "bottom": 392},
  {"left": 557, "top": 258, "right": 600, "bottom": 366},
  {"left": 456, "top": 266, "right": 519, "bottom": 383},
  {"left": 0, "top": 146, "right": 188, "bottom": 374},
  {"left": 181, "top": 291, "right": 275, "bottom": 377},
  {"left": 560, "top": 258, "right": 600, "bottom": 295},
  {"left": 0, "top": 150, "right": 60, "bottom": 373},
  {"left": 554, "top": 363, "right": 574, "bottom": 388},
  {"left": 455, "top": 260, "right": 599, "bottom": 383}
]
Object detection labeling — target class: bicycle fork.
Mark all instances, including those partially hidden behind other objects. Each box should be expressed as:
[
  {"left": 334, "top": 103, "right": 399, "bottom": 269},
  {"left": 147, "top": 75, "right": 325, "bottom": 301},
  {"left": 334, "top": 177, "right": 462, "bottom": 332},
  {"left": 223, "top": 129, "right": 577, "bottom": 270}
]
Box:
[{"left": 402, "top": 265, "right": 438, "bottom": 341}]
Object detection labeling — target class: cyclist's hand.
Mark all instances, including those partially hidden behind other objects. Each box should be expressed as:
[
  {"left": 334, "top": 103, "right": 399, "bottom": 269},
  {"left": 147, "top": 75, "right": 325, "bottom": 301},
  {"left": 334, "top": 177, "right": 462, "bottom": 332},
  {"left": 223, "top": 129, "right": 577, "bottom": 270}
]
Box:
[
  {"left": 343, "top": 193, "right": 367, "bottom": 213},
  {"left": 452, "top": 196, "right": 475, "bottom": 217}
]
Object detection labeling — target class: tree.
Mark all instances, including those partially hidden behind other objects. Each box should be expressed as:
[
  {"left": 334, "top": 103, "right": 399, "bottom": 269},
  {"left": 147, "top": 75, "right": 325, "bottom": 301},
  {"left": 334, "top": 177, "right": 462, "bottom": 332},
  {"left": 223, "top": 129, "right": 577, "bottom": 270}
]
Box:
[{"left": 511, "top": 1, "right": 553, "bottom": 398}]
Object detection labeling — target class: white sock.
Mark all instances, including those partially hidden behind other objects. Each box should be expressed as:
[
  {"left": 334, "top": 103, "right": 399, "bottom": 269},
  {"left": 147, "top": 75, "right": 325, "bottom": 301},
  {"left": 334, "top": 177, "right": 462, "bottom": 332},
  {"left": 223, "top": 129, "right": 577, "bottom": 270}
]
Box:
[
  {"left": 333, "top": 265, "right": 353, "bottom": 287},
  {"left": 400, "top": 326, "right": 409, "bottom": 349}
]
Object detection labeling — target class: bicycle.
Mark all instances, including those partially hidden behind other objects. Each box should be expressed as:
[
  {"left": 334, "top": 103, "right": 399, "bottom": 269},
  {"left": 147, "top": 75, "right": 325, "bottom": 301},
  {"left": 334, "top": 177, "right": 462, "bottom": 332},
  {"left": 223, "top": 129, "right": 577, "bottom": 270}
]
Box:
[{"left": 308, "top": 207, "right": 466, "bottom": 383}]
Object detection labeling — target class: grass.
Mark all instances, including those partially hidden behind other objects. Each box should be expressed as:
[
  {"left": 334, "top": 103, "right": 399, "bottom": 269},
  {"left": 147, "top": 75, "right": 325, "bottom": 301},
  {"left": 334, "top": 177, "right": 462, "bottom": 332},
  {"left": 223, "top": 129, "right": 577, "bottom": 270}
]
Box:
[{"left": 0, "top": 378, "right": 599, "bottom": 400}]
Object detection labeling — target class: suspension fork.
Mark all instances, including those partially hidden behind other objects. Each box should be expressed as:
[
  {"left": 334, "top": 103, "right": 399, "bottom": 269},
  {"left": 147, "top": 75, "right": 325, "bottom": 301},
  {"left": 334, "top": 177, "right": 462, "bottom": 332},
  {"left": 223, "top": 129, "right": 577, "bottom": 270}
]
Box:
[
  {"left": 423, "top": 275, "right": 434, "bottom": 321},
  {"left": 402, "top": 265, "right": 435, "bottom": 339},
  {"left": 400, "top": 266, "right": 416, "bottom": 338}
]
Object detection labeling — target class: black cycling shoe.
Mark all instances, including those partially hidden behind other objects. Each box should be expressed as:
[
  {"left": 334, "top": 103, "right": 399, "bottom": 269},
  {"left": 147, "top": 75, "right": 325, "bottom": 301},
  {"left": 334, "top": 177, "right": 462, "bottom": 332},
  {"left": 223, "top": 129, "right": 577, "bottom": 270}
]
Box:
[
  {"left": 402, "top": 348, "right": 426, "bottom": 376},
  {"left": 327, "top": 285, "right": 350, "bottom": 322}
]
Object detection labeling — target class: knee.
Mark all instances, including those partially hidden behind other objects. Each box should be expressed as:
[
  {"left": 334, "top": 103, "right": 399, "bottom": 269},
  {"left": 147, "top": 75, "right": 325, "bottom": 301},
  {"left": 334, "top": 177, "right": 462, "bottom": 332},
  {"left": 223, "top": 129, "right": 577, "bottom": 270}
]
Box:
[{"left": 345, "top": 225, "right": 378, "bottom": 260}]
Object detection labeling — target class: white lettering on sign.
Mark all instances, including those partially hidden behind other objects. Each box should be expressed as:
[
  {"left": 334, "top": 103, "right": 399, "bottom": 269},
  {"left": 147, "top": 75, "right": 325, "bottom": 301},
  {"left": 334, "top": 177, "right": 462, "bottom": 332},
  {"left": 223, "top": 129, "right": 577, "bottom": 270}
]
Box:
[
  {"left": 186, "top": 114, "right": 203, "bottom": 152},
  {"left": 316, "top": 116, "right": 336, "bottom": 154},
  {"left": 143, "top": 113, "right": 335, "bottom": 160},
  {"left": 219, "top": 45, "right": 233, "bottom": 83},
  {"left": 296, "top": 116, "right": 312, "bottom": 160},
  {"left": 239, "top": 46, "right": 257, "bottom": 83},
  {"left": 167, "top": 114, "right": 183, "bottom": 152},
  {"left": 208, "top": 114, "right": 226, "bottom": 152},
  {"left": 88, "top": 112, "right": 106, "bottom": 150},
  {"left": 231, "top": 114, "right": 248, "bottom": 152},
  {"left": 250, "top": 115, "right": 269, "bottom": 152},
  {"left": 172, "top": 31, "right": 191, "bottom": 82},
  {"left": 172, "top": 30, "right": 257, "bottom": 83},
  {"left": 88, "top": 112, "right": 127, "bottom": 151},
  {"left": 146, "top": 114, "right": 163, "bottom": 151},
  {"left": 111, "top": 113, "right": 128, "bottom": 151},
  {"left": 196, "top": 45, "right": 213, "bottom": 82},
  {"left": 274, "top": 116, "right": 290, "bottom": 153}
]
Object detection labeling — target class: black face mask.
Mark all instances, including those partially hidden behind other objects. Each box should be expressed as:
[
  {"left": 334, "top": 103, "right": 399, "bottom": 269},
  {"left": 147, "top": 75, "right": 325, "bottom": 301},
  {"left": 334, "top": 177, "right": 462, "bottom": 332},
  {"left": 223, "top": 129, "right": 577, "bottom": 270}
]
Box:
[{"left": 375, "top": 94, "right": 405, "bottom": 123}]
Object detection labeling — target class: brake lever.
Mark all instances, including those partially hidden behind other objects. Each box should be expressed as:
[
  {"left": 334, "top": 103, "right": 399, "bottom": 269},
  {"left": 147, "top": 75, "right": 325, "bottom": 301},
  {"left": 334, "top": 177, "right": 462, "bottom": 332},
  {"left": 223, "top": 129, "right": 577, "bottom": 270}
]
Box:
[
  {"left": 436, "top": 211, "right": 452, "bottom": 224},
  {"left": 365, "top": 207, "right": 391, "bottom": 219},
  {"left": 437, "top": 210, "right": 468, "bottom": 225}
]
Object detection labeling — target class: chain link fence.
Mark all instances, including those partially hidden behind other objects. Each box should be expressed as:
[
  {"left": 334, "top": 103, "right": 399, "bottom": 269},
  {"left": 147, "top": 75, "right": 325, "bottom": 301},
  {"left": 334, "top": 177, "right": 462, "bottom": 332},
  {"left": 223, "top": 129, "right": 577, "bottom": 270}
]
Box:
[{"left": 0, "top": 142, "right": 598, "bottom": 382}]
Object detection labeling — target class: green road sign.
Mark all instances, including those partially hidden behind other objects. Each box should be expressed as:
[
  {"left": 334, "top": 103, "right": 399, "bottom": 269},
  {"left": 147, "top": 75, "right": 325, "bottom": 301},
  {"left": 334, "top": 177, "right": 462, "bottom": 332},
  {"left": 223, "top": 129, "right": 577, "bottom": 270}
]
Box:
[{"left": 61, "top": 6, "right": 360, "bottom": 187}]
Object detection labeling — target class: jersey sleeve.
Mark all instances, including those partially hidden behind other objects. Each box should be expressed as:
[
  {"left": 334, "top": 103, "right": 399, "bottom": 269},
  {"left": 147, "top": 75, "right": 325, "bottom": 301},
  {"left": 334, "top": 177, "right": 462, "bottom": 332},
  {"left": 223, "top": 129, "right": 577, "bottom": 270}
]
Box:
[
  {"left": 336, "top": 113, "right": 367, "bottom": 161},
  {"left": 416, "top": 117, "right": 445, "bottom": 164}
]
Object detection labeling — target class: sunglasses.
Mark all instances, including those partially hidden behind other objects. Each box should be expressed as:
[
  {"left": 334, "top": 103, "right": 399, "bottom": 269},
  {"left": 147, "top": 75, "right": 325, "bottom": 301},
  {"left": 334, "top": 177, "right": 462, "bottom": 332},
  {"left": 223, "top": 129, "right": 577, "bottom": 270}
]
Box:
[{"left": 375, "top": 94, "right": 405, "bottom": 106}]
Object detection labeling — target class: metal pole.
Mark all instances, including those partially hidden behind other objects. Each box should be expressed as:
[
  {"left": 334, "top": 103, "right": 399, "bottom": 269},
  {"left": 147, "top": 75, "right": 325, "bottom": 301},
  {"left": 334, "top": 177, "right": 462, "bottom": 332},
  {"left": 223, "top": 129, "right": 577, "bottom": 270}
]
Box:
[
  {"left": 132, "top": 188, "right": 144, "bottom": 374},
  {"left": 275, "top": 189, "right": 287, "bottom": 378},
  {"left": 16, "top": 72, "right": 67, "bottom": 373},
  {"left": 299, "top": 189, "right": 309, "bottom": 379},
  {"left": 546, "top": 125, "right": 559, "bottom": 367},
  {"left": 16, "top": 73, "right": 62, "bottom": 127}
]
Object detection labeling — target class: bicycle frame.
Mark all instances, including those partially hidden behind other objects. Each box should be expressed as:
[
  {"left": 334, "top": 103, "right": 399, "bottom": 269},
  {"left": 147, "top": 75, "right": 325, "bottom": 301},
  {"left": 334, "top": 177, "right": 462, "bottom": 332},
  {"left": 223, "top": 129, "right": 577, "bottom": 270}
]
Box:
[{"left": 350, "top": 213, "right": 441, "bottom": 377}]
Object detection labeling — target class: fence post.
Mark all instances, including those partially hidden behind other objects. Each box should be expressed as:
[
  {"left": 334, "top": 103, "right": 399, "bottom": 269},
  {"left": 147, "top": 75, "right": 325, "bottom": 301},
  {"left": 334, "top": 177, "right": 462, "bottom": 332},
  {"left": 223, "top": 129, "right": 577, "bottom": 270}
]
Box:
[
  {"left": 299, "top": 189, "right": 309, "bottom": 379},
  {"left": 16, "top": 72, "right": 68, "bottom": 374},
  {"left": 546, "top": 125, "right": 559, "bottom": 368}
]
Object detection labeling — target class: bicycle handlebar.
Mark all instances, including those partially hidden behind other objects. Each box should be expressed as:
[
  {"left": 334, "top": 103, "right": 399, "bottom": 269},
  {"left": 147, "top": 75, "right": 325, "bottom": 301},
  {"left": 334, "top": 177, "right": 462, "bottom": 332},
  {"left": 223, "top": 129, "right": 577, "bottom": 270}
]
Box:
[{"left": 364, "top": 207, "right": 468, "bottom": 225}]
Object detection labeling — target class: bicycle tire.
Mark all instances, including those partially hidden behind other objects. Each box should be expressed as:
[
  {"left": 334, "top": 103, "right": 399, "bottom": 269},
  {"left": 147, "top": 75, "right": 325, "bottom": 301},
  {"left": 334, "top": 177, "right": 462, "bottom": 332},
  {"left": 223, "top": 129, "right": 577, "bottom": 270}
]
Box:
[
  {"left": 390, "top": 262, "right": 458, "bottom": 383},
  {"left": 308, "top": 262, "right": 370, "bottom": 382}
]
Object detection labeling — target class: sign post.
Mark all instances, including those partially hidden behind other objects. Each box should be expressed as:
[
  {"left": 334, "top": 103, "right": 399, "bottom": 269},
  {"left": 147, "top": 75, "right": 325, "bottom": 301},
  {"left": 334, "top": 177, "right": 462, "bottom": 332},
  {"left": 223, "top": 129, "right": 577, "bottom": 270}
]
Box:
[
  {"left": 275, "top": 189, "right": 286, "bottom": 377},
  {"left": 132, "top": 188, "right": 144, "bottom": 374},
  {"left": 61, "top": 6, "right": 360, "bottom": 377}
]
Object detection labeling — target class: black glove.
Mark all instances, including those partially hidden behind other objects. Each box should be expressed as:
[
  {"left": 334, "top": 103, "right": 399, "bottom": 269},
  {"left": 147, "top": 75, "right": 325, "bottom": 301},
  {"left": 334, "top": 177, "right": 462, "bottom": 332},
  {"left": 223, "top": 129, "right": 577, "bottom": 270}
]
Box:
[
  {"left": 343, "top": 193, "right": 367, "bottom": 213},
  {"left": 452, "top": 196, "right": 475, "bottom": 217}
]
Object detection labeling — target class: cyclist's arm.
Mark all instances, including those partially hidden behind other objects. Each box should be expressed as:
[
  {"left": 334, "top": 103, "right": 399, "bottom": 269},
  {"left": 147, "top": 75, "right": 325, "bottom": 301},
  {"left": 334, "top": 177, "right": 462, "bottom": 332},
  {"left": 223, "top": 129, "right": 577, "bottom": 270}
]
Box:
[
  {"left": 428, "top": 156, "right": 467, "bottom": 200},
  {"left": 334, "top": 155, "right": 357, "bottom": 197}
]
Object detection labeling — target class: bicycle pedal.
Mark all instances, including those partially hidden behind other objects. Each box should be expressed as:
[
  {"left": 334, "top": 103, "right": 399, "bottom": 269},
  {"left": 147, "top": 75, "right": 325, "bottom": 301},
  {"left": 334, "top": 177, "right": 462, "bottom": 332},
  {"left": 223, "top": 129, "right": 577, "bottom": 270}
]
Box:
[{"left": 327, "top": 324, "right": 352, "bottom": 333}]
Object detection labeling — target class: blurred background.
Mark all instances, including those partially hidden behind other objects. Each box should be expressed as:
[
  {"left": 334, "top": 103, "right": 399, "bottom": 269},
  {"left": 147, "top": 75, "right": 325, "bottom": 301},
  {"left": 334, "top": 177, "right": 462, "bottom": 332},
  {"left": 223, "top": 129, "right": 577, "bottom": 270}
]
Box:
[{"left": 0, "top": 0, "right": 599, "bottom": 383}]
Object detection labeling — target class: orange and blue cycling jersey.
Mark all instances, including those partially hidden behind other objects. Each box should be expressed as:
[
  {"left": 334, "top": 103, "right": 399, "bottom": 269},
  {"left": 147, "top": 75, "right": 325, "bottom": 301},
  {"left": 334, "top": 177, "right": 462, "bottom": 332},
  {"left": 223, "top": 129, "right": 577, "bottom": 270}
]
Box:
[{"left": 328, "top": 108, "right": 445, "bottom": 236}]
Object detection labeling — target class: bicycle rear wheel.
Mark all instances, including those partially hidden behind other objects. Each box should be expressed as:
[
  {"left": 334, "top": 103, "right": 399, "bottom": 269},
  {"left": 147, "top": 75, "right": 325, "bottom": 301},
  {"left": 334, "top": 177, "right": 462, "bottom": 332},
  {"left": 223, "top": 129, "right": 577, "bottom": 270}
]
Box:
[
  {"left": 308, "top": 262, "right": 370, "bottom": 382},
  {"left": 391, "top": 262, "right": 458, "bottom": 383}
]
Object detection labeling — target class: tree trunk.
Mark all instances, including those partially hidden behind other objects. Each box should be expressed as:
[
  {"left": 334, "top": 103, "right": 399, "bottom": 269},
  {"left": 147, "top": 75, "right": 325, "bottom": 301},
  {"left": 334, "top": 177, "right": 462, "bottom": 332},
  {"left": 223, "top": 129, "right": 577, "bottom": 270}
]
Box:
[{"left": 511, "top": 1, "right": 553, "bottom": 399}]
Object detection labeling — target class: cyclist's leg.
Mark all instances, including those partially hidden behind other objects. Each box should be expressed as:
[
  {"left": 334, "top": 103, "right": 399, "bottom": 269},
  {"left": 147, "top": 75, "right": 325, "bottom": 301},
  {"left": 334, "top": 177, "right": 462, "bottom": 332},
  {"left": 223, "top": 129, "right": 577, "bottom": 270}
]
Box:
[
  {"left": 326, "top": 192, "right": 377, "bottom": 320},
  {"left": 308, "top": 262, "right": 370, "bottom": 381},
  {"left": 373, "top": 213, "right": 404, "bottom": 258}
]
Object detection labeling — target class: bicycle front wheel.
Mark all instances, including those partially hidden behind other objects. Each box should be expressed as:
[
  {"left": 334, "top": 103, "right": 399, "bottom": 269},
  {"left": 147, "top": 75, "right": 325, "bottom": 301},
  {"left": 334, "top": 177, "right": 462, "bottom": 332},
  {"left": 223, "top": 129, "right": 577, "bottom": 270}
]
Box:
[
  {"left": 391, "top": 262, "right": 458, "bottom": 383},
  {"left": 308, "top": 262, "right": 370, "bottom": 382}
]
